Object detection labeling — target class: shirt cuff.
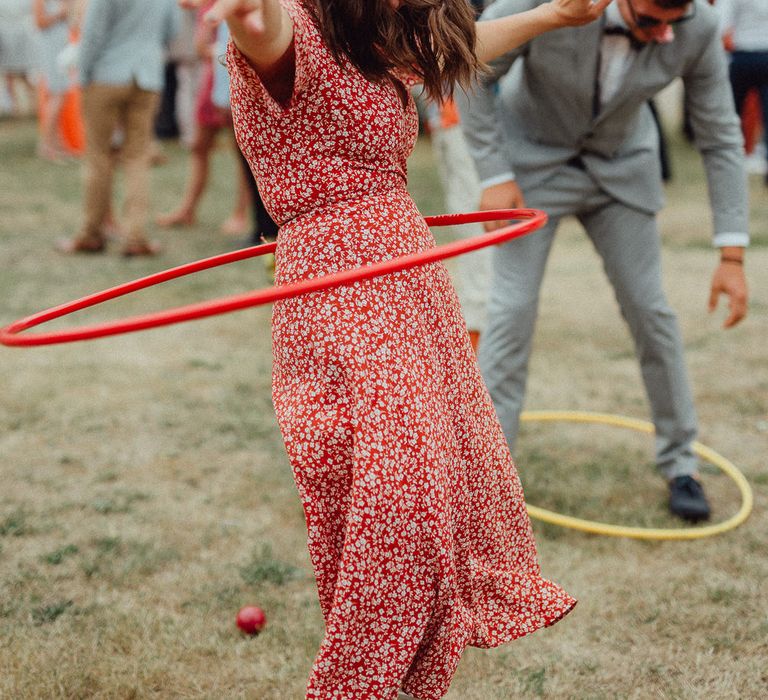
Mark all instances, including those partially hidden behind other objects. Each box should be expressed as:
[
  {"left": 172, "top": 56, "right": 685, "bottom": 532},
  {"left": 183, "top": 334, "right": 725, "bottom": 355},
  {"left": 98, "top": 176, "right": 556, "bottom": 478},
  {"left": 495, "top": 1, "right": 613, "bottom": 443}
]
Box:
[
  {"left": 479, "top": 172, "right": 516, "bottom": 189},
  {"left": 713, "top": 232, "right": 749, "bottom": 248}
]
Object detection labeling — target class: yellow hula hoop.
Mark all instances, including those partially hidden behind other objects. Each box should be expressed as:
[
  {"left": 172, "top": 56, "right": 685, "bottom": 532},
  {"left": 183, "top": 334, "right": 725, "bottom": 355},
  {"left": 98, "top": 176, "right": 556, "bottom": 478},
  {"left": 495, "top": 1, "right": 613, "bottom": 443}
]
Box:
[{"left": 519, "top": 411, "right": 753, "bottom": 541}]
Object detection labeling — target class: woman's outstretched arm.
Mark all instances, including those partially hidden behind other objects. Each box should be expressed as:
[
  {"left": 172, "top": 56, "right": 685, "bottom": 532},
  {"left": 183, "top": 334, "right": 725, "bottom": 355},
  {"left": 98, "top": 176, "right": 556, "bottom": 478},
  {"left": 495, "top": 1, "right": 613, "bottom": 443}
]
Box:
[
  {"left": 475, "top": 0, "right": 612, "bottom": 63},
  {"left": 180, "top": 0, "right": 293, "bottom": 71},
  {"left": 181, "top": 0, "right": 611, "bottom": 74}
]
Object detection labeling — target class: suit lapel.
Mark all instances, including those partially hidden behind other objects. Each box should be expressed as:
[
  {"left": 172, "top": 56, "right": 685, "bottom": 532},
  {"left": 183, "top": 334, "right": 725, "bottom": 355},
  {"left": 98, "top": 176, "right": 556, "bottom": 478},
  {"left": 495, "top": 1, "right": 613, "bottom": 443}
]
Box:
[{"left": 578, "top": 19, "right": 605, "bottom": 120}]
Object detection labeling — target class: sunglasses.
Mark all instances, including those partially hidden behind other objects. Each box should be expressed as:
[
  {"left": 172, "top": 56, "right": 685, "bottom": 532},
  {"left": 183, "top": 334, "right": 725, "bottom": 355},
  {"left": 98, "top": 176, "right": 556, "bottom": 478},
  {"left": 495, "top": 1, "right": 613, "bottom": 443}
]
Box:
[{"left": 626, "top": 0, "right": 696, "bottom": 29}]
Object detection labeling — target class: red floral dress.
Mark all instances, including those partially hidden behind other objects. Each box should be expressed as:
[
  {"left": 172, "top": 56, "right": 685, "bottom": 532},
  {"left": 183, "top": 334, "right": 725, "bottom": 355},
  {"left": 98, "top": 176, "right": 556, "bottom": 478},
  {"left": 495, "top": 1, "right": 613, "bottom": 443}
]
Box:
[{"left": 227, "top": 2, "right": 575, "bottom": 698}]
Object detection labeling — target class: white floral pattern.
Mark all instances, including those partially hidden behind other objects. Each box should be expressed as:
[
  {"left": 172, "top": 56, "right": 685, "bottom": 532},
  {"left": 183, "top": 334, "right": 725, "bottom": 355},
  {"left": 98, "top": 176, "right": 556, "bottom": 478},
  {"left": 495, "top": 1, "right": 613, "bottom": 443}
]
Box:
[{"left": 227, "top": 2, "right": 576, "bottom": 698}]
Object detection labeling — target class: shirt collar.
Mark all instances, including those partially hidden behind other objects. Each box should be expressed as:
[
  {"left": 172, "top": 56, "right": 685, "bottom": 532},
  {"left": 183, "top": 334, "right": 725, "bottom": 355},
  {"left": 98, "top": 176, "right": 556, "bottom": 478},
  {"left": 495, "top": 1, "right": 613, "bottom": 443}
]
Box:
[{"left": 604, "top": 2, "right": 630, "bottom": 30}]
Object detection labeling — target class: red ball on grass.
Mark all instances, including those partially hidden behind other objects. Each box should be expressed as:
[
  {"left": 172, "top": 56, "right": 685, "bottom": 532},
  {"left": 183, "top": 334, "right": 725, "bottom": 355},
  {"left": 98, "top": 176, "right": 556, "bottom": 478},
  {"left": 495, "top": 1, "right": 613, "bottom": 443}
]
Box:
[{"left": 236, "top": 605, "right": 267, "bottom": 635}]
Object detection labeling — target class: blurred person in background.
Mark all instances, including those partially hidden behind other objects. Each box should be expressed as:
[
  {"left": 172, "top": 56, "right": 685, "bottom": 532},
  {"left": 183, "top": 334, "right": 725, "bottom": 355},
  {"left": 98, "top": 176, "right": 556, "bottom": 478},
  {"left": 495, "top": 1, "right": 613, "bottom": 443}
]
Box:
[
  {"left": 718, "top": 0, "right": 768, "bottom": 184},
  {"left": 0, "top": 0, "right": 37, "bottom": 117},
  {"left": 169, "top": 6, "right": 202, "bottom": 149},
  {"left": 156, "top": 0, "right": 251, "bottom": 235},
  {"left": 425, "top": 94, "right": 489, "bottom": 353},
  {"left": 33, "top": 0, "right": 74, "bottom": 161},
  {"left": 57, "top": 0, "right": 179, "bottom": 256},
  {"left": 423, "top": 0, "right": 491, "bottom": 354},
  {"left": 209, "top": 21, "right": 277, "bottom": 250},
  {"left": 154, "top": 6, "right": 199, "bottom": 145}
]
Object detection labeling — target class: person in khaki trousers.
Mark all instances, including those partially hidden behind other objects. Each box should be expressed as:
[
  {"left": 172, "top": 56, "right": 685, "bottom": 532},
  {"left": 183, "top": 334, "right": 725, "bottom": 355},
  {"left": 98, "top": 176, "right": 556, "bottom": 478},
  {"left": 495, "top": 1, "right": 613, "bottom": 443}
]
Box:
[{"left": 58, "top": 0, "right": 179, "bottom": 256}]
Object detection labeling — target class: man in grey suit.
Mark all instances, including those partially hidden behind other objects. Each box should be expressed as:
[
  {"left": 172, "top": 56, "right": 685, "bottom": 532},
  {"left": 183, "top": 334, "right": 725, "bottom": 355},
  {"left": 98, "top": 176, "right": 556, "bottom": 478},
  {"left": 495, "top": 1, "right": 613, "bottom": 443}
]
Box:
[
  {"left": 59, "top": 0, "right": 179, "bottom": 256},
  {"left": 461, "top": 0, "right": 749, "bottom": 521}
]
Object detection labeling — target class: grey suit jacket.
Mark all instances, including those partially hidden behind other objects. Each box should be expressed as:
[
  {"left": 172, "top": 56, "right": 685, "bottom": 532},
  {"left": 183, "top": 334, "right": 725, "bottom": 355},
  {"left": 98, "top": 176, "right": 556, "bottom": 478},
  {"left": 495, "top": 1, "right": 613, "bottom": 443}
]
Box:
[
  {"left": 79, "top": 0, "right": 180, "bottom": 92},
  {"left": 461, "top": 0, "right": 748, "bottom": 241}
]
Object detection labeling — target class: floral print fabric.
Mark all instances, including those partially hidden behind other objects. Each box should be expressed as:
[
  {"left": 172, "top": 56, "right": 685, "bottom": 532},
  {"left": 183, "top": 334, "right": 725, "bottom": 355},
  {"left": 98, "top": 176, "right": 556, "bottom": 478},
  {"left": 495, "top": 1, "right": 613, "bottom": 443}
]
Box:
[{"left": 227, "top": 2, "right": 576, "bottom": 698}]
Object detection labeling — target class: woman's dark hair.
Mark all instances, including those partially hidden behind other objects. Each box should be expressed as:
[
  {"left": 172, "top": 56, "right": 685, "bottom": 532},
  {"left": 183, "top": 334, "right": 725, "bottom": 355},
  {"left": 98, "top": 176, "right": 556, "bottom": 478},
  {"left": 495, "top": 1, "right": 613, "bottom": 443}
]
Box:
[{"left": 304, "top": 0, "right": 481, "bottom": 102}]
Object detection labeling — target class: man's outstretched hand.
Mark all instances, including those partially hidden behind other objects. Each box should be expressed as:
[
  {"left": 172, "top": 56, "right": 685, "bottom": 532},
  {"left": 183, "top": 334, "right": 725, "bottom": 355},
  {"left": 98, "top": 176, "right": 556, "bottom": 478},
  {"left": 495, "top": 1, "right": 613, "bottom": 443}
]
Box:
[{"left": 709, "top": 255, "right": 748, "bottom": 328}]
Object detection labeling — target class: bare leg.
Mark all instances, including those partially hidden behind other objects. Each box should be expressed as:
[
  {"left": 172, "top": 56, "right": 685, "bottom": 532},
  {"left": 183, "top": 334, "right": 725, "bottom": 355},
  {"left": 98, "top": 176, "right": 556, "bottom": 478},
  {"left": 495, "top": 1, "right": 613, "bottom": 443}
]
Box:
[
  {"left": 5, "top": 75, "right": 21, "bottom": 117},
  {"left": 21, "top": 75, "right": 37, "bottom": 114},
  {"left": 156, "top": 124, "right": 217, "bottom": 227},
  {"left": 219, "top": 157, "right": 251, "bottom": 235},
  {"left": 120, "top": 85, "right": 160, "bottom": 251}
]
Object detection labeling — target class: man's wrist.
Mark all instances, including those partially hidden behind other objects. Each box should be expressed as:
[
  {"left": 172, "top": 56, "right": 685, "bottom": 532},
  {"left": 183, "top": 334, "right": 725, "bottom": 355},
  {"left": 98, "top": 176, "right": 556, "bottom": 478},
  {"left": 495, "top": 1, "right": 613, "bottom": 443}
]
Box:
[{"left": 719, "top": 246, "right": 744, "bottom": 265}]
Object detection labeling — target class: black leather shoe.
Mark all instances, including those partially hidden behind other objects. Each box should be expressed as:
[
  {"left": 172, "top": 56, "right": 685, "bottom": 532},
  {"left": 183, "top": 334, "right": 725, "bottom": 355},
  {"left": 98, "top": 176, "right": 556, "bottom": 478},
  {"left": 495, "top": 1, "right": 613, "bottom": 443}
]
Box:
[{"left": 668, "top": 476, "right": 711, "bottom": 523}]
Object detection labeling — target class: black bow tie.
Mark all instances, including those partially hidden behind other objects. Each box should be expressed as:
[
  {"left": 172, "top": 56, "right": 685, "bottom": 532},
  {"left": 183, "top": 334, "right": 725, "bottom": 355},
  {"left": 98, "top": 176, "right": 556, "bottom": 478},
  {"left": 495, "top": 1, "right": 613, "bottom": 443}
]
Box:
[{"left": 604, "top": 25, "right": 645, "bottom": 50}]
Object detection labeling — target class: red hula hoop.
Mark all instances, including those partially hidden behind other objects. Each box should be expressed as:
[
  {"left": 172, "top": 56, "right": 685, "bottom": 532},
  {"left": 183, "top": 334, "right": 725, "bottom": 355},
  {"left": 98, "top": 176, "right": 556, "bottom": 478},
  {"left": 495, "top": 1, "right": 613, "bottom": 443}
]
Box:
[{"left": 0, "top": 209, "right": 546, "bottom": 347}]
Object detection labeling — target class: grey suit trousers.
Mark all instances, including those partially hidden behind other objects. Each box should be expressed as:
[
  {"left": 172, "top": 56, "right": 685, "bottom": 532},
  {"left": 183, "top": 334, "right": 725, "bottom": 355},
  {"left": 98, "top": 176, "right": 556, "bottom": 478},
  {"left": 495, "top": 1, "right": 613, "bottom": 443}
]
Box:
[{"left": 478, "top": 164, "right": 699, "bottom": 479}]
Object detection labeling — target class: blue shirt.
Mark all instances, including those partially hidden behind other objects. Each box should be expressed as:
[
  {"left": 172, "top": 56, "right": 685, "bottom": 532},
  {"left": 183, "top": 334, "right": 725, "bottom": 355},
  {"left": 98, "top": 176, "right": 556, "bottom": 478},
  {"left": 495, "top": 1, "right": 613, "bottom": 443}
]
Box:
[{"left": 79, "top": 0, "right": 180, "bottom": 91}]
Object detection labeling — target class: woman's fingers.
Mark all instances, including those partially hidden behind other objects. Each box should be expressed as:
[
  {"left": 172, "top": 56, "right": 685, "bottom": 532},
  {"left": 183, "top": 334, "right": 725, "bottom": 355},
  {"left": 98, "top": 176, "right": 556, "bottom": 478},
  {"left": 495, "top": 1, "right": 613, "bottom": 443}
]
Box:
[
  {"left": 193, "top": 0, "right": 265, "bottom": 33},
  {"left": 203, "top": 0, "right": 244, "bottom": 24},
  {"left": 244, "top": 4, "right": 266, "bottom": 33},
  {"left": 552, "top": 0, "right": 614, "bottom": 25},
  {"left": 203, "top": 0, "right": 261, "bottom": 22}
]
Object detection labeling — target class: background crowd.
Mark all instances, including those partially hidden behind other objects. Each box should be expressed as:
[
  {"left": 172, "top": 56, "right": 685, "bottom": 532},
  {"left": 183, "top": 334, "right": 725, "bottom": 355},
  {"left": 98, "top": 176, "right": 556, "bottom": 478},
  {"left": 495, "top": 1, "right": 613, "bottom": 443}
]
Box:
[
  {"left": 0, "top": 0, "right": 768, "bottom": 260},
  {"left": 0, "top": 0, "right": 277, "bottom": 258}
]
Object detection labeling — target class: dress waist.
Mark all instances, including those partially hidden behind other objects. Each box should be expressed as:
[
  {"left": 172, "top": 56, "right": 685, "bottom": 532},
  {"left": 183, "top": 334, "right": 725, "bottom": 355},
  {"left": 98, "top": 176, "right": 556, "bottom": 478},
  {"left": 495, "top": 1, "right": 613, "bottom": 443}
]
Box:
[
  {"left": 274, "top": 188, "right": 434, "bottom": 286},
  {"left": 280, "top": 182, "right": 411, "bottom": 228},
  {"left": 263, "top": 164, "right": 409, "bottom": 227}
]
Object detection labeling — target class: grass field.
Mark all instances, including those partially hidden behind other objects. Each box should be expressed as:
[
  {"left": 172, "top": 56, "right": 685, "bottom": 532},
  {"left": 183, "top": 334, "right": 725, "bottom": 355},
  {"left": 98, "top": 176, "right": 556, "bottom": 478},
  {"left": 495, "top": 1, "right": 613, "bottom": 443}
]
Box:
[{"left": 0, "top": 116, "right": 767, "bottom": 699}]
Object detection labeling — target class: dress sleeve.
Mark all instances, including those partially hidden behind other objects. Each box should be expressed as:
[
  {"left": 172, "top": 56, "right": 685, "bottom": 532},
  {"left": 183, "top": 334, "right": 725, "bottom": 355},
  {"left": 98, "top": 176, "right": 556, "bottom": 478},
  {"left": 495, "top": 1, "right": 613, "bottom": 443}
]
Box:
[{"left": 225, "top": 0, "right": 320, "bottom": 114}]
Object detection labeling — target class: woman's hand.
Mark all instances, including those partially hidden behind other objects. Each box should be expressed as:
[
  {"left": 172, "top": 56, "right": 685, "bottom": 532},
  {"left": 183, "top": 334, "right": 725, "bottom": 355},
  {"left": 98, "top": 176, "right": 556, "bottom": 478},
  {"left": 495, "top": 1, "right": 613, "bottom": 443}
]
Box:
[
  {"left": 181, "top": 0, "right": 270, "bottom": 35},
  {"left": 547, "top": 0, "right": 613, "bottom": 27},
  {"left": 180, "top": 0, "right": 292, "bottom": 70},
  {"left": 476, "top": 0, "right": 612, "bottom": 63}
]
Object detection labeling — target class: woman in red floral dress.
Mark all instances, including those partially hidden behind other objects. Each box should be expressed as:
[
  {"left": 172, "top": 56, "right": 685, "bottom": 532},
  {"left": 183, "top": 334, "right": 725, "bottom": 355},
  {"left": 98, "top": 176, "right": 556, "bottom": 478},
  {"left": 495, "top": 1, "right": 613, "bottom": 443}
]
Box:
[{"left": 185, "top": 0, "right": 609, "bottom": 697}]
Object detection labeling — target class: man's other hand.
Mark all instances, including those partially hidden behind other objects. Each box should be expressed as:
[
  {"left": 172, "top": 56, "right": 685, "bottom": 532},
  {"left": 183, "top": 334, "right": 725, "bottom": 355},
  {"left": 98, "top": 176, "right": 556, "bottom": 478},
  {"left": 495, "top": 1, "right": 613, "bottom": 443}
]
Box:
[{"left": 479, "top": 181, "right": 526, "bottom": 232}]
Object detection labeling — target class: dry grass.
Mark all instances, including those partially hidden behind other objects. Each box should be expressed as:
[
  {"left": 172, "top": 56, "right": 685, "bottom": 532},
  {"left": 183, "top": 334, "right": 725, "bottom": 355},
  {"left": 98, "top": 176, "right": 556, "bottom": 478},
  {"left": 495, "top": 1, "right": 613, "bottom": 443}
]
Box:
[{"left": 1, "top": 116, "right": 767, "bottom": 699}]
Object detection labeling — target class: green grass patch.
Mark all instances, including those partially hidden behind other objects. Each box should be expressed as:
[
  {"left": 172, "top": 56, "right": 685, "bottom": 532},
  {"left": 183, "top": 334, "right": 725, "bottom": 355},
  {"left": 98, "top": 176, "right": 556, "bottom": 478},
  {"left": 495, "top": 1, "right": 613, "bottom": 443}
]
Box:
[
  {"left": 31, "top": 600, "right": 74, "bottom": 625},
  {"left": 239, "top": 544, "right": 302, "bottom": 587},
  {"left": 90, "top": 491, "right": 151, "bottom": 515},
  {"left": 0, "top": 510, "right": 33, "bottom": 537},
  {"left": 82, "top": 537, "right": 180, "bottom": 582},
  {"left": 41, "top": 544, "right": 80, "bottom": 566}
]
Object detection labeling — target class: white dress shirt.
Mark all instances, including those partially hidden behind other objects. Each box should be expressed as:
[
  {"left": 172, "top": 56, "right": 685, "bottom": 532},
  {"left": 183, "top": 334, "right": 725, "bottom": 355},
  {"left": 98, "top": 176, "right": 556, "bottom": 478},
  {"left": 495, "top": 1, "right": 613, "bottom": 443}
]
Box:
[{"left": 599, "top": 4, "right": 639, "bottom": 106}]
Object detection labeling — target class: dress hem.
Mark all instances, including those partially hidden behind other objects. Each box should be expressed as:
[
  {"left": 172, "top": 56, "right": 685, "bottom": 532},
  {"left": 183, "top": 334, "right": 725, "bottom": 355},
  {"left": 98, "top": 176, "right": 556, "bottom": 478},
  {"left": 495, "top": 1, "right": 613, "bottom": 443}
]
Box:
[
  {"left": 470, "top": 596, "right": 578, "bottom": 650},
  {"left": 400, "top": 596, "right": 577, "bottom": 700}
]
